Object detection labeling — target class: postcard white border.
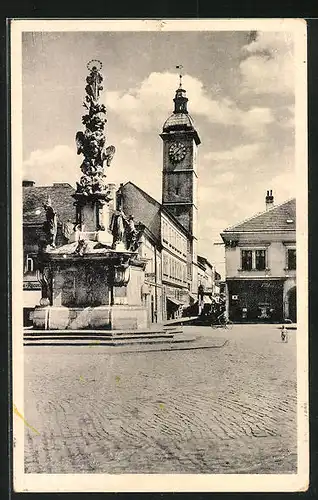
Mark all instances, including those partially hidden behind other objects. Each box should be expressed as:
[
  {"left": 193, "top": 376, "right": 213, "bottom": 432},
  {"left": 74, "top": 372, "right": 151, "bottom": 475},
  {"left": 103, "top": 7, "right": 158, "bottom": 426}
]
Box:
[{"left": 11, "top": 18, "right": 308, "bottom": 493}]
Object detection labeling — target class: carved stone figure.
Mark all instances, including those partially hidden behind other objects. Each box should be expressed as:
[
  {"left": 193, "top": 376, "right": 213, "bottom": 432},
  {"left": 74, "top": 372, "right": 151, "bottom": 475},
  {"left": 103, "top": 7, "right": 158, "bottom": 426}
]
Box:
[
  {"left": 62, "top": 219, "right": 74, "bottom": 240},
  {"left": 103, "top": 145, "right": 116, "bottom": 167},
  {"left": 125, "top": 215, "right": 141, "bottom": 252},
  {"left": 43, "top": 197, "right": 57, "bottom": 248},
  {"left": 74, "top": 238, "right": 88, "bottom": 256},
  {"left": 96, "top": 200, "right": 105, "bottom": 231},
  {"left": 76, "top": 175, "right": 93, "bottom": 196},
  {"left": 109, "top": 210, "right": 126, "bottom": 249}
]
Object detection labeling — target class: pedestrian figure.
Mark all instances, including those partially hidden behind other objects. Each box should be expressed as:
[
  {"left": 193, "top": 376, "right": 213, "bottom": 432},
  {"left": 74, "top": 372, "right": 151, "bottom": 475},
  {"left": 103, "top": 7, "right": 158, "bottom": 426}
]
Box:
[{"left": 281, "top": 325, "right": 288, "bottom": 343}]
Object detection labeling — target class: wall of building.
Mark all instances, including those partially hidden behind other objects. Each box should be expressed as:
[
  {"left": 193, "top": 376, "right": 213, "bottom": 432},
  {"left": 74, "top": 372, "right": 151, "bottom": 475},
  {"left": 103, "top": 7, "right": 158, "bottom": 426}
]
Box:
[
  {"left": 227, "top": 279, "right": 285, "bottom": 322},
  {"left": 225, "top": 232, "right": 296, "bottom": 279},
  {"left": 162, "top": 135, "right": 198, "bottom": 235},
  {"left": 121, "top": 183, "right": 161, "bottom": 239},
  {"left": 224, "top": 229, "right": 296, "bottom": 323},
  {"left": 161, "top": 214, "right": 188, "bottom": 290},
  {"left": 162, "top": 135, "right": 197, "bottom": 176},
  {"left": 138, "top": 234, "right": 164, "bottom": 322}
]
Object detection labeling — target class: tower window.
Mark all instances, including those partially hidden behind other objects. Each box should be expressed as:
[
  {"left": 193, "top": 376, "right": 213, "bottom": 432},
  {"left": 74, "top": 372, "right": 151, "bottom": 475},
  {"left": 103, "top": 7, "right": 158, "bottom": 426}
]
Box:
[{"left": 175, "top": 187, "right": 180, "bottom": 196}]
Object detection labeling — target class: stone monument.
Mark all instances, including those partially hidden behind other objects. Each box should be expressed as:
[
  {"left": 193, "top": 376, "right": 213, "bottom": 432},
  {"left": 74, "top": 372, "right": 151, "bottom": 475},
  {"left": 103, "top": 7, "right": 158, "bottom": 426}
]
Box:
[{"left": 33, "top": 60, "right": 148, "bottom": 330}]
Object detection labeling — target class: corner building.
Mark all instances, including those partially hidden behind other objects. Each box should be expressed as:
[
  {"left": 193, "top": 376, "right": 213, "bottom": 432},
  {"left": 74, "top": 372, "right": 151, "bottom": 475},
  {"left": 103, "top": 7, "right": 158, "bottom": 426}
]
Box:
[{"left": 221, "top": 194, "right": 296, "bottom": 323}]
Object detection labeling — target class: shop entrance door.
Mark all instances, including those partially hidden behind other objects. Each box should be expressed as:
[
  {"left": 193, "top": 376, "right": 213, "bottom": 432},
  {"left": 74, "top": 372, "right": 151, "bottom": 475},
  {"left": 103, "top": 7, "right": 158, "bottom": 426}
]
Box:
[{"left": 288, "top": 287, "right": 297, "bottom": 323}]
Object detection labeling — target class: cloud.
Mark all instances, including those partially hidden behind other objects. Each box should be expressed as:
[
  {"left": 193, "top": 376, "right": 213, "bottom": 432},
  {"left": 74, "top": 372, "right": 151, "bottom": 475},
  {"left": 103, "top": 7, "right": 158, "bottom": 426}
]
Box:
[
  {"left": 270, "top": 169, "right": 295, "bottom": 201},
  {"left": 105, "top": 72, "right": 274, "bottom": 136},
  {"left": 240, "top": 31, "right": 294, "bottom": 95},
  {"left": 23, "top": 145, "right": 79, "bottom": 186},
  {"left": 121, "top": 137, "right": 137, "bottom": 147},
  {"left": 276, "top": 105, "right": 295, "bottom": 129},
  {"left": 204, "top": 143, "right": 262, "bottom": 162}
]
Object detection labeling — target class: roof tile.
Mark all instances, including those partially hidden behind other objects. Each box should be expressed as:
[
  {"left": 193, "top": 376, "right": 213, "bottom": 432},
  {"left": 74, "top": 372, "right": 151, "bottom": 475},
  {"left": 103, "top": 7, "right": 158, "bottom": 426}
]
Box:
[
  {"left": 222, "top": 199, "right": 296, "bottom": 233},
  {"left": 23, "top": 184, "right": 75, "bottom": 225}
]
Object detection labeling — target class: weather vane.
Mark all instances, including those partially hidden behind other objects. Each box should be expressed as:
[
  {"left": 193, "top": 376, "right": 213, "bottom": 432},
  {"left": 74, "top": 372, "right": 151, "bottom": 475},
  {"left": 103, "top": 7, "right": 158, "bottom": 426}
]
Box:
[{"left": 176, "top": 65, "right": 184, "bottom": 88}]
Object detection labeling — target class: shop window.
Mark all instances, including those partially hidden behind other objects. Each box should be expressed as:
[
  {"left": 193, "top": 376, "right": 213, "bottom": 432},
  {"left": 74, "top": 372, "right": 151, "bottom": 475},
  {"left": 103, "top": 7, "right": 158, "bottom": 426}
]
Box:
[
  {"left": 287, "top": 249, "right": 296, "bottom": 270},
  {"left": 241, "top": 250, "right": 252, "bottom": 271}
]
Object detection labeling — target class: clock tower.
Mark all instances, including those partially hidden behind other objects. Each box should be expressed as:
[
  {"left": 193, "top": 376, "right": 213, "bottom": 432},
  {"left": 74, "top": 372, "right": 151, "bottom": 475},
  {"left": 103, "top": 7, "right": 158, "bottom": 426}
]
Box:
[{"left": 160, "top": 79, "right": 201, "bottom": 291}]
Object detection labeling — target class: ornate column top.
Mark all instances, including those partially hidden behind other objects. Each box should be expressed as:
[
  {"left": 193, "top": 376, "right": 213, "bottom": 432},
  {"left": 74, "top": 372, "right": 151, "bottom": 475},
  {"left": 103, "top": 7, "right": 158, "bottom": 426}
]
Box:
[{"left": 75, "top": 60, "right": 116, "bottom": 197}]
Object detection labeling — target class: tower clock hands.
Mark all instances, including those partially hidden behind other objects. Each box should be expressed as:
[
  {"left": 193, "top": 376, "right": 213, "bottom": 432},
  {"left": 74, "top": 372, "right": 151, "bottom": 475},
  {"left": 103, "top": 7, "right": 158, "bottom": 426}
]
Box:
[{"left": 169, "top": 142, "right": 186, "bottom": 162}]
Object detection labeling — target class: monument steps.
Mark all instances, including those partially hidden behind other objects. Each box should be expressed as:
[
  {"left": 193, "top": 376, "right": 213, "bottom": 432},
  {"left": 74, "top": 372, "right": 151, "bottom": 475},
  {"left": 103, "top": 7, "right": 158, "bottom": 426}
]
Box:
[
  {"left": 24, "top": 333, "right": 175, "bottom": 341},
  {"left": 23, "top": 336, "right": 194, "bottom": 347},
  {"left": 23, "top": 326, "right": 192, "bottom": 347},
  {"left": 24, "top": 330, "right": 174, "bottom": 337}
]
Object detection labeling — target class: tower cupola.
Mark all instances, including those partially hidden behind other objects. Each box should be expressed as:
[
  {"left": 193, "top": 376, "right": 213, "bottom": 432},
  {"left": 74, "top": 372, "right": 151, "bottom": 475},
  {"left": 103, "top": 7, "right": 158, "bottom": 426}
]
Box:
[
  {"left": 173, "top": 87, "right": 188, "bottom": 114},
  {"left": 162, "top": 70, "right": 200, "bottom": 144}
]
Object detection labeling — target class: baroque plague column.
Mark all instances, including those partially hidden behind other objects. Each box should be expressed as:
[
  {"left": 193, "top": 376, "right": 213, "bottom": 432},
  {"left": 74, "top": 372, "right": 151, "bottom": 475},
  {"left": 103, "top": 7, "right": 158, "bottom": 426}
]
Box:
[{"left": 33, "top": 61, "right": 148, "bottom": 330}]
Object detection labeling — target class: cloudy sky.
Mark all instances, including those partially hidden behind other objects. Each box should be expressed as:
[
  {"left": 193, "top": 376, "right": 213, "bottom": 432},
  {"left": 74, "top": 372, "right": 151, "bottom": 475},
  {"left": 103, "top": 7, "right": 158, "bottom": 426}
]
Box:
[{"left": 21, "top": 27, "right": 297, "bottom": 276}]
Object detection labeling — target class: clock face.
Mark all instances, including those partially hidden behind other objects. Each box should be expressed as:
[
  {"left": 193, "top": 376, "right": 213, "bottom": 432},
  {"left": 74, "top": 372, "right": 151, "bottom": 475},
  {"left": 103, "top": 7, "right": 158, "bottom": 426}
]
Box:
[{"left": 169, "top": 142, "right": 187, "bottom": 163}]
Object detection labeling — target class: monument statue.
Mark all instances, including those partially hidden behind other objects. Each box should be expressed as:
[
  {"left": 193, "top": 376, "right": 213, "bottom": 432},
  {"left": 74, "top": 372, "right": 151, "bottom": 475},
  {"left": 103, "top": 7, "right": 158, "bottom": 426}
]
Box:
[
  {"left": 125, "top": 215, "right": 141, "bottom": 252},
  {"left": 109, "top": 209, "right": 126, "bottom": 249},
  {"left": 34, "top": 60, "right": 149, "bottom": 332},
  {"left": 75, "top": 60, "right": 116, "bottom": 197},
  {"left": 109, "top": 210, "right": 143, "bottom": 252},
  {"left": 42, "top": 196, "right": 57, "bottom": 248}
]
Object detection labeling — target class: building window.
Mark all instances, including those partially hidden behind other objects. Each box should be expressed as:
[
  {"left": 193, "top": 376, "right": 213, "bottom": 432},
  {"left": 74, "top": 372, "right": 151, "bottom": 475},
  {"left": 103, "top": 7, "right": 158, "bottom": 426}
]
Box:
[
  {"left": 241, "top": 249, "right": 267, "bottom": 271},
  {"left": 163, "top": 254, "right": 169, "bottom": 277},
  {"left": 241, "top": 250, "right": 253, "bottom": 271},
  {"left": 255, "top": 250, "right": 266, "bottom": 271},
  {"left": 287, "top": 249, "right": 296, "bottom": 270}
]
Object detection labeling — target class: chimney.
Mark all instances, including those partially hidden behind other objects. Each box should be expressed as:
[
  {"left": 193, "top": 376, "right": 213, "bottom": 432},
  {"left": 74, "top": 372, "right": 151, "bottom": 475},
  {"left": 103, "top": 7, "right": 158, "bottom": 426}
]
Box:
[
  {"left": 265, "top": 189, "right": 274, "bottom": 210},
  {"left": 22, "top": 180, "right": 35, "bottom": 187}
]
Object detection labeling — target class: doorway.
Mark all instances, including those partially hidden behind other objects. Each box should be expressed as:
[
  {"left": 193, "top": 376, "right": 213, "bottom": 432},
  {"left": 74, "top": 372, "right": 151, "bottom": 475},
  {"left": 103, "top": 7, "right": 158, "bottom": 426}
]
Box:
[{"left": 287, "top": 286, "right": 297, "bottom": 323}]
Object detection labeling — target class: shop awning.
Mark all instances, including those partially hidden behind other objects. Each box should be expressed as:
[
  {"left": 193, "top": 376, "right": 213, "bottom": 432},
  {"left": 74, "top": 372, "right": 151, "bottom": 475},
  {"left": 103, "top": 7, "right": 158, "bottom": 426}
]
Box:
[
  {"left": 167, "top": 297, "right": 184, "bottom": 307},
  {"left": 203, "top": 296, "right": 213, "bottom": 304},
  {"left": 189, "top": 292, "right": 198, "bottom": 302}
]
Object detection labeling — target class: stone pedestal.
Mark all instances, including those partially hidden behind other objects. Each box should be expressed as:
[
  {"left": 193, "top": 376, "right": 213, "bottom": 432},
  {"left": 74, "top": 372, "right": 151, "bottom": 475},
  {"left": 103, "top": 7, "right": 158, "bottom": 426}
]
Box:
[
  {"left": 33, "top": 238, "right": 149, "bottom": 330},
  {"left": 33, "top": 304, "right": 148, "bottom": 330}
]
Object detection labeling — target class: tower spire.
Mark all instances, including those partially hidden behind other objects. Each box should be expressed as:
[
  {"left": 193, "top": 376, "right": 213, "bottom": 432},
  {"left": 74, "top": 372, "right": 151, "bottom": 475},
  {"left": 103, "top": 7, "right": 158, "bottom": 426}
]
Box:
[
  {"left": 176, "top": 64, "right": 183, "bottom": 89},
  {"left": 173, "top": 65, "right": 188, "bottom": 114}
]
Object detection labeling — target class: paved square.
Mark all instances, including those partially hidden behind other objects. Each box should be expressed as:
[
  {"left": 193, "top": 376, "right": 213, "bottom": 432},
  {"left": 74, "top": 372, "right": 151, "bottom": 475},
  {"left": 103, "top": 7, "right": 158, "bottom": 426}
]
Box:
[{"left": 23, "top": 324, "right": 297, "bottom": 473}]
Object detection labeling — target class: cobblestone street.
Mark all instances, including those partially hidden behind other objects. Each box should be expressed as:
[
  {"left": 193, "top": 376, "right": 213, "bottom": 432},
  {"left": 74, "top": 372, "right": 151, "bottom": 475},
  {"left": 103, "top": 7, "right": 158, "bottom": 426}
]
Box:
[{"left": 23, "top": 324, "right": 297, "bottom": 474}]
